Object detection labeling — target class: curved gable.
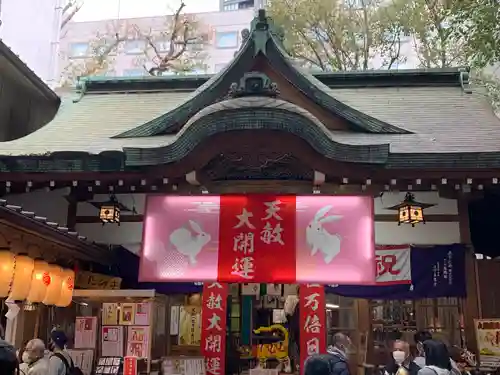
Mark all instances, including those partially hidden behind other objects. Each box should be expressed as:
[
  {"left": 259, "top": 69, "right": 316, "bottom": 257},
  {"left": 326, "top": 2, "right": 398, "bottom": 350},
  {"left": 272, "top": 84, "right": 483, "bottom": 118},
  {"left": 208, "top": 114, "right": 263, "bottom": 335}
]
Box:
[
  {"left": 113, "top": 10, "right": 410, "bottom": 139},
  {"left": 123, "top": 98, "right": 390, "bottom": 167}
]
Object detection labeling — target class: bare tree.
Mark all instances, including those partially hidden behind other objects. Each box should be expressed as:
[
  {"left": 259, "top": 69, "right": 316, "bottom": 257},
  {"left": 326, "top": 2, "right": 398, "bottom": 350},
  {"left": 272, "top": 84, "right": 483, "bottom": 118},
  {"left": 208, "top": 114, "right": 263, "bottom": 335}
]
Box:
[
  {"left": 61, "top": 0, "right": 84, "bottom": 30},
  {"left": 134, "top": 2, "right": 208, "bottom": 76},
  {"left": 59, "top": 1, "right": 206, "bottom": 86}
]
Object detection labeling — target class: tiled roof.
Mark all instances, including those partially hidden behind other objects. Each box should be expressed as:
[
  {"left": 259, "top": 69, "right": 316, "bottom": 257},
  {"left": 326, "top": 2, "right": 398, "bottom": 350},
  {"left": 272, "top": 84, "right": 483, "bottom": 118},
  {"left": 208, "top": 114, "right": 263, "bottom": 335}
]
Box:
[
  {"left": 0, "top": 198, "right": 110, "bottom": 263},
  {"left": 0, "top": 81, "right": 498, "bottom": 156},
  {"left": 0, "top": 40, "right": 59, "bottom": 103}
]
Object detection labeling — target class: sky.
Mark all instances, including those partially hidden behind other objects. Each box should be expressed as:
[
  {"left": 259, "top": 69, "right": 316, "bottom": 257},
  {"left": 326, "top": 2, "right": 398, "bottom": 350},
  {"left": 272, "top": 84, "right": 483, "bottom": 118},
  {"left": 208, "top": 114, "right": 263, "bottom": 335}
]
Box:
[{"left": 72, "top": 0, "right": 221, "bottom": 22}]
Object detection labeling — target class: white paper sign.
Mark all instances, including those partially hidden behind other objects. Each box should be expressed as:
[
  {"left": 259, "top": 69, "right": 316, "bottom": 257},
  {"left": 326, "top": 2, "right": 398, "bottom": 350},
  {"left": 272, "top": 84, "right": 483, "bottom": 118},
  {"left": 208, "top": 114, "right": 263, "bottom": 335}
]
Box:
[
  {"left": 241, "top": 283, "right": 260, "bottom": 296},
  {"left": 5, "top": 301, "right": 20, "bottom": 320},
  {"left": 266, "top": 284, "right": 282, "bottom": 296},
  {"left": 134, "top": 303, "right": 151, "bottom": 325},
  {"left": 101, "top": 326, "right": 124, "bottom": 357},
  {"left": 170, "top": 306, "right": 180, "bottom": 336},
  {"left": 74, "top": 317, "right": 98, "bottom": 349}
]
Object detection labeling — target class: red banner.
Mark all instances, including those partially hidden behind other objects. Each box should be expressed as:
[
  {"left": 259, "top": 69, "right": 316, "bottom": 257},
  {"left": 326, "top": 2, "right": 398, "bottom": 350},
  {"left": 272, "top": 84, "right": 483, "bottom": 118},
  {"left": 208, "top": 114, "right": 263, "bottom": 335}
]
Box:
[
  {"left": 299, "top": 284, "right": 326, "bottom": 372},
  {"left": 123, "top": 357, "right": 137, "bottom": 375},
  {"left": 218, "top": 195, "right": 296, "bottom": 283},
  {"left": 201, "top": 282, "right": 229, "bottom": 375}
]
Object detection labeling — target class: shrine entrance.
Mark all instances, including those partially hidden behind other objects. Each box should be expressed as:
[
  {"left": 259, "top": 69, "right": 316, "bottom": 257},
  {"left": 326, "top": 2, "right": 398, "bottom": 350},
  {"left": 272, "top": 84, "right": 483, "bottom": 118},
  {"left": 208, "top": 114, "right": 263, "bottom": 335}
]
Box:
[{"left": 139, "top": 194, "right": 376, "bottom": 375}]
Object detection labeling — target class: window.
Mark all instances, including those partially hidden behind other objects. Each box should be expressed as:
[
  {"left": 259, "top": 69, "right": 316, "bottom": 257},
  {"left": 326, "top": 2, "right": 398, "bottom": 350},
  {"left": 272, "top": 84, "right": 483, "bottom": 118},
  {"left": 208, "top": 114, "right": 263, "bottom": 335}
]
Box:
[
  {"left": 223, "top": 3, "right": 238, "bottom": 10},
  {"left": 156, "top": 39, "right": 171, "bottom": 53},
  {"left": 369, "top": 298, "right": 461, "bottom": 362},
  {"left": 187, "top": 41, "right": 204, "bottom": 52},
  {"left": 122, "top": 69, "right": 146, "bottom": 77},
  {"left": 69, "top": 43, "right": 89, "bottom": 58},
  {"left": 345, "top": 0, "right": 365, "bottom": 8},
  {"left": 124, "top": 40, "right": 146, "bottom": 54},
  {"left": 215, "top": 31, "right": 239, "bottom": 49}
]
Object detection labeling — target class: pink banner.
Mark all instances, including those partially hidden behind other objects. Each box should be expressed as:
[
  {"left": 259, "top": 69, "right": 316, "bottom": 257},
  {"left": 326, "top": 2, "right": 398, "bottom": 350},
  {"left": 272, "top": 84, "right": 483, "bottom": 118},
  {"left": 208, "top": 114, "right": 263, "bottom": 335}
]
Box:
[
  {"left": 139, "top": 195, "right": 375, "bottom": 284},
  {"left": 139, "top": 196, "right": 220, "bottom": 282},
  {"left": 295, "top": 196, "right": 375, "bottom": 284}
]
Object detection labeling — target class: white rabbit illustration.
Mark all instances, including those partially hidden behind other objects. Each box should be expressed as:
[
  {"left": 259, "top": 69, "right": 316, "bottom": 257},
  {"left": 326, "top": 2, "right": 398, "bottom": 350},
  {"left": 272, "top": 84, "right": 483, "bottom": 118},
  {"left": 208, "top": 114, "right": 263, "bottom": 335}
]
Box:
[
  {"left": 306, "top": 205, "right": 343, "bottom": 264},
  {"left": 169, "top": 220, "right": 211, "bottom": 265}
]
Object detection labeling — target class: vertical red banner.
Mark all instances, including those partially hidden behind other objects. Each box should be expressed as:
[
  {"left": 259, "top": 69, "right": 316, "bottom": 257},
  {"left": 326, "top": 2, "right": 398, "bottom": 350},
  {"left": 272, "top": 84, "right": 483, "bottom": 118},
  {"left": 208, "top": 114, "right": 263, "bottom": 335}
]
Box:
[
  {"left": 123, "top": 357, "right": 138, "bottom": 375},
  {"left": 218, "top": 194, "right": 296, "bottom": 283},
  {"left": 201, "top": 282, "right": 229, "bottom": 375},
  {"left": 299, "top": 284, "right": 326, "bottom": 372}
]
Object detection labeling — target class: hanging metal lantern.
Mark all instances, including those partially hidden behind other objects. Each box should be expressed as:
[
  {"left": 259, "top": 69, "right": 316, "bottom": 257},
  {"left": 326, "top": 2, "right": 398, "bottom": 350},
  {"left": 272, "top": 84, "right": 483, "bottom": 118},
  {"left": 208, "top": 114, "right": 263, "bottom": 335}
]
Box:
[
  {"left": 100, "top": 199, "right": 120, "bottom": 225},
  {"left": 89, "top": 195, "right": 130, "bottom": 225},
  {"left": 386, "top": 192, "right": 436, "bottom": 227}
]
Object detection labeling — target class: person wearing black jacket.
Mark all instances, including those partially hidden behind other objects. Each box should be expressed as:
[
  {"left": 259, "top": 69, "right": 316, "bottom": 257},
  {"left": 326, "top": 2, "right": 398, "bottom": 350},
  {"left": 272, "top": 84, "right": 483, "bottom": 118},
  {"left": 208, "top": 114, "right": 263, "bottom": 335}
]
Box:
[
  {"left": 326, "top": 332, "right": 352, "bottom": 375},
  {"left": 0, "top": 339, "right": 19, "bottom": 375},
  {"left": 385, "top": 340, "right": 420, "bottom": 375}
]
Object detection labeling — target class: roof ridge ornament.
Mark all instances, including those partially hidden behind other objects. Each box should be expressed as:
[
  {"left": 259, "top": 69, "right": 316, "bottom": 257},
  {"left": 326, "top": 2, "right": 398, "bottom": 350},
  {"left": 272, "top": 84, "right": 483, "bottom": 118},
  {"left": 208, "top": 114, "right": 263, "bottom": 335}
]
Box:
[
  {"left": 227, "top": 72, "right": 279, "bottom": 98},
  {"left": 249, "top": 9, "right": 284, "bottom": 56},
  {"left": 459, "top": 68, "right": 472, "bottom": 94}
]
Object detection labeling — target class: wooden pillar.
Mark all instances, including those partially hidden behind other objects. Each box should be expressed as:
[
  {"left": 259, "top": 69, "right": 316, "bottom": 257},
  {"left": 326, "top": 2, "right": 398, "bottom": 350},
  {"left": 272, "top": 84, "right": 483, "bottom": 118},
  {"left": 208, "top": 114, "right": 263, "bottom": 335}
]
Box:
[
  {"left": 356, "top": 299, "right": 371, "bottom": 374},
  {"left": 66, "top": 196, "right": 78, "bottom": 231},
  {"left": 457, "top": 197, "right": 480, "bottom": 352}
]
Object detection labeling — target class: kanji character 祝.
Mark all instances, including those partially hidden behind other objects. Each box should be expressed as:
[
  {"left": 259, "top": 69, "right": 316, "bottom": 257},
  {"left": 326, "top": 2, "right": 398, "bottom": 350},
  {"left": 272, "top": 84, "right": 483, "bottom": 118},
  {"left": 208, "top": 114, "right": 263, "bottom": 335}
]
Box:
[
  {"left": 205, "top": 334, "right": 222, "bottom": 352},
  {"left": 231, "top": 257, "right": 255, "bottom": 279},
  {"left": 234, "top": 208, "right": 255, "bottom": 229},
  {"left": 304, "top": 314, "right": 322, "bottom": 333},
  {"left": 206, "top": 292, "right": 223, "bottom": 310},
  {"left": 304, "top": 292, "right": 320, "bottom": 311},
  {"left": 233, "top": 232, "right": 255, "bottom": 254},
  {"left": 376, "top": 254, "right": 401, "bottom": 277},
  {"left": 260, "top": 222, "right": 284, "bottom": 245},
  {"left": 262, "top": 200, "right": 283, "bottom": 221},
  {"left": 207, "top": 313, "right": 222, "bottom": 331}
]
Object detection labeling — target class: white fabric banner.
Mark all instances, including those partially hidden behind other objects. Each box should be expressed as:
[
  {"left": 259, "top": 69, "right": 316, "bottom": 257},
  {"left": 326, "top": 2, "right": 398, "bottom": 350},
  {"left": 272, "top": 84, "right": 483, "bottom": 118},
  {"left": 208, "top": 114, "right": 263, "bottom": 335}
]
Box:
[{"left": 375, "top": 245, "right": 412, "bottom": 285}]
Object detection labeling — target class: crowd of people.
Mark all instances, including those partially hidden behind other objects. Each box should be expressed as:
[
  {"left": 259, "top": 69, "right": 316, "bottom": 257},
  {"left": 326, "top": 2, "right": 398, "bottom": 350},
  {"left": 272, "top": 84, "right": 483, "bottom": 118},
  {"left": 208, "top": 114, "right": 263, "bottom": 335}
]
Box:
[
  {"left": 0, "top": 327, "right": 472, "bottom": 375},
  {"left": 0, "top": 330, "right": 76, "bottom": 375},
  {"left": 305, "top": 331, "right": 470, "bottom": 375}
]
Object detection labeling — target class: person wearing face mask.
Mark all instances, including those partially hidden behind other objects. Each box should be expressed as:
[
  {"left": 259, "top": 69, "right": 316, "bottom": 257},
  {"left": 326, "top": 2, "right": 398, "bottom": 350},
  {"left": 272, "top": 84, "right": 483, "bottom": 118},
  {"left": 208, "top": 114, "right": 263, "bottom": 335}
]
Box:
[
  {"left": 325, "top": 332, "right": 352, "bottom": 375},
  {"left": 414, "top": 331, "right": 433, "bottom": 368},
  {"left": 22, "top": 339, "right": 48, "bottom": 375},
  {"left": 385, "top": 340, "right": 420, "bottom": 375},
  {"left": 17, "top": 341, "right": 29, "bottom": 375},
  {"left": 413, "top": 331, "right": 461, "bottom": 375}
]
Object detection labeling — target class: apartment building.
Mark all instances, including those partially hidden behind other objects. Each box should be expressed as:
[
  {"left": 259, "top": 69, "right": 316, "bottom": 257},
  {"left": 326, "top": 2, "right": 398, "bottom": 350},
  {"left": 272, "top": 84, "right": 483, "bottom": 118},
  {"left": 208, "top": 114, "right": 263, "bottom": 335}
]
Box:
[
  {"left": 0, "top": 0, "right": 63, "bottom": 84},
  {"left": 219, "top": 0, "right": 267, "bottom": 11},
  {"left": 58, "top": 8, "right": 255, "bottom": 79}
]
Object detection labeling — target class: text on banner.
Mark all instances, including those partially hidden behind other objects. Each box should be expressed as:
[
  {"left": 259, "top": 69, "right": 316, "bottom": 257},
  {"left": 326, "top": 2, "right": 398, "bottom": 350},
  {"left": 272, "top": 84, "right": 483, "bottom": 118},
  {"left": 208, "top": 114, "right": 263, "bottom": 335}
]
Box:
[
  {"left": 299, "top": 284, "right": 326, "bottom": 374},
  {"left": 201, "top": 282, "right": 229, "bottom": 375},
  {"left": 218, "top": 195, "right": 296, "bottom": 283}
]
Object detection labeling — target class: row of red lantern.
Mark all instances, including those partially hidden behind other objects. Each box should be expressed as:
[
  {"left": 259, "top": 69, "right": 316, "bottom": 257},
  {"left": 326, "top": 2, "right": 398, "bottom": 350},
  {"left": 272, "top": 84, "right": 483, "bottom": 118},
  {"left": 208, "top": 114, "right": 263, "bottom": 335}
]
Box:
[{"left": 0, "top": 251, "right": 75, "bottom": 307}]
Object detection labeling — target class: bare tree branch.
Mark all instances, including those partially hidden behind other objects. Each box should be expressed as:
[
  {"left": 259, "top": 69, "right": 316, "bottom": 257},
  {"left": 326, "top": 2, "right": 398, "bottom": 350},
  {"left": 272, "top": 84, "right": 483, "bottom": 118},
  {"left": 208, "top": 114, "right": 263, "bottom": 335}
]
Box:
[{"left": 61, "top": 0, "right": 83, "bottom": 30}]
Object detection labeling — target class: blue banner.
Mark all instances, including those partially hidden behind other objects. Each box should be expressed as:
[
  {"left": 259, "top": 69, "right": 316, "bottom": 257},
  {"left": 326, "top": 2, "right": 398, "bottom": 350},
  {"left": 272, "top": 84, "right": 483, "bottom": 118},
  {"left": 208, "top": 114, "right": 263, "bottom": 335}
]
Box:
[
  {"left": 114, "top": 244, "right": 466, "bottom": 299},
  {"left": 329, "top": 244, "right": 466, "bottom": 299}
]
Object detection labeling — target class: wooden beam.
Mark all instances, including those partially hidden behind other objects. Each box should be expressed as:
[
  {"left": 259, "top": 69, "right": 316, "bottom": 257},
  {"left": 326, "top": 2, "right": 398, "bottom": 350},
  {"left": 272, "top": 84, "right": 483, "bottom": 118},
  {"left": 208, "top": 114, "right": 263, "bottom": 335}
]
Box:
[
  {"left": 458, "top": 197, "right": 480, "bottom": 353},
  {"left": 75, "top": 213, "right": 459, "bottom": 224}
]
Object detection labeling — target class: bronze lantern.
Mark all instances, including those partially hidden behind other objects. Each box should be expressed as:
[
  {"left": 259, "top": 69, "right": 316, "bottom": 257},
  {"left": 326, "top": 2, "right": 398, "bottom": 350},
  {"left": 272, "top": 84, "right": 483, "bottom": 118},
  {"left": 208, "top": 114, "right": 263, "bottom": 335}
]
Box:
[
  {"left": 386, "top": 192, "right": 435, "bottom": 227},
  {"left": 89, "top": 195, "right": 130, "bottom": 225}
]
